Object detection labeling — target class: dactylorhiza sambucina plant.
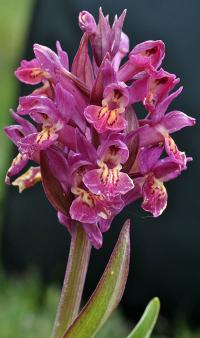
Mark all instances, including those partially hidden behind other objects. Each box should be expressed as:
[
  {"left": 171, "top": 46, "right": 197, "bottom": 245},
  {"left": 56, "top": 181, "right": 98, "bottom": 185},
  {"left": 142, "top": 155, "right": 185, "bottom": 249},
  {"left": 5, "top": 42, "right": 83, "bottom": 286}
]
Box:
[{"left": 4, "top": 8, "right": 195, "bottom": 338}]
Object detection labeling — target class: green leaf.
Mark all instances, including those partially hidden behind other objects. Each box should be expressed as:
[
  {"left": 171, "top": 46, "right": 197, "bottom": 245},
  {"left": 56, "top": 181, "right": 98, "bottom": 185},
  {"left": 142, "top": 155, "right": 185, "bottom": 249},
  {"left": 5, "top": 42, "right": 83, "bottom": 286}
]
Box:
[
  {"left": 126, "top": 297, "right": 160, "bottom": 338},
  {"left": 62, "top": 219, "right": 130, "bottom": 338}
]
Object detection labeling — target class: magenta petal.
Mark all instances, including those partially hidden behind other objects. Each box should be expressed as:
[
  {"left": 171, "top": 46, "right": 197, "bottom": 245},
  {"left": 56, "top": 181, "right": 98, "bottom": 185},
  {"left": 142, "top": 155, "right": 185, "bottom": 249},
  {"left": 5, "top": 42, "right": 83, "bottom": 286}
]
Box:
[
  {"left": 98, "top": 218, "right": 112, "bottom": 233},
  {"left": 33, "top": 43, "right": 62, "bottom": 80},
  {"left": 111, "top": 9, "right": 127, "bottom": 57},
  {"left": 138, "top": 144, "right": 164, "bottom": 174},
  {"left": 84, "top": 104, "right": 102, "bottom": 126},
  {"left": 128, "top": 76, "right": 148, "bottom": 104},
  {"left": 130, "top": 40, "right": 165, "bottom": 69},
  {"left": 70, "top": 197, "right": 98, "bottom": 223},
  {"left": 90, "top": 54, "right": 110, "bottom": 104},
  {"left": 123, "top": 178, "right": 143, "bottom": 205},
  {"left": 15, "top": 58, "right": 44, "bottom": 84},
  {"left": 56, "top": 41, "right": 69, "bottom": 69},
  {"left": 101, "top": 59, "right": 117, "bottom": 88},
  {"left": 75, "top": 129, "right": 97, "bottom": 163},
  {"left": 98, "top": 134, "right": 129, "bottom": 164},
  {"left": 18, "top": 131, "right": 58, "bottom": 159},
  {"left": 152, "top": 86, "right": 183, "bottom": 123},
  {"left": 137, "top": 124, "right": 163, "bottom": 147},
  {"left": 112, "top": 32, "right": 129, "bottom": 71},
  {"left": 19, "top": 95, "right": 59, "bottom": 124},
  {"left": 85, "top": 101, "right": 127, "bottom": 133},
  {"left": 12, "top": 166, "right": 41, "bottom": 192},
  {"left": 154, "top": 158, "right": 182, "bottom": 182},
  {"left": 162, "top": 110, "right": 196, "bottom": 133},
  {"left": 142, "top": 174, "right": 167, "bottom": 217},
  {"left": 57, "top": 211, "right": 74, "bottom": 234},
  {"left": 58, "top": 125, "right": 77, "bottom": 151},
  {"left": 55, "top": 83, "right": 74, "bottom": 122},
  {"left": 118, "top": 40, "right": 165, "bottom": 82},
  {"left": 144, "top": 68, "right": 178, "bottom": 113},
  {"left": 83, "top": 167, "right": 134, "bottom": 198},
  {"left": 82, "top": 223, "right": 103, "bottom": 249},
  {"left": 5, "top": 153, "right": 28, "bottom": 184},
  {"left": 164, "top": 136, "right": 187, "bottom": 169},
  {"left": 4, "top": 125, "right": 26, "bottom": 145},
  {"left": 41, "top": 148, "right": 70, "bottom": 191}
]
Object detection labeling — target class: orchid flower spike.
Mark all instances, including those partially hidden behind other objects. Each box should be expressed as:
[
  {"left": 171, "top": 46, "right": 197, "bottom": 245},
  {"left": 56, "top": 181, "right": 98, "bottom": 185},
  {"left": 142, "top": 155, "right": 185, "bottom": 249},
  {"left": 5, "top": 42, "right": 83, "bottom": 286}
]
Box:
[{"left": 4, "top": 8, "right": 196, "bottom": 249}]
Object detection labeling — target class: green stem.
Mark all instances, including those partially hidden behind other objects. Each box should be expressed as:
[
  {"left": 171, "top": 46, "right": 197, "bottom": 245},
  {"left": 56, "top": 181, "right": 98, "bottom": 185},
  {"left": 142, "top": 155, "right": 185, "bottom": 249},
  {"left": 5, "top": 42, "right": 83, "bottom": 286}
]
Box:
[{"left": 51, "top": 223, "right": 91, "bottom": 338}]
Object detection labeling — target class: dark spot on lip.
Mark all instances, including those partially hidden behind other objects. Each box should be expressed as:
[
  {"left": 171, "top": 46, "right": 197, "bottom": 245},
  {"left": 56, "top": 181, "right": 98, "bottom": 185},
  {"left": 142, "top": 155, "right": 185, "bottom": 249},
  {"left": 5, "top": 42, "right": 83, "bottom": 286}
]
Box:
[
  {"left": 155, "top": 77, "right": 168, "bottom": 85},
  {"left": 41, "top": 113, "right": 48, "bottom": 120},
  {"left": 16, "top": 129, "right": 25, "bottom": 138},
  {"left": 145, "top": 46, "right": 158, "bottom": 56},
  {"left": 109, "top": 145, "right": 119, "bottom": 155},
  {"left": 113, "top": 89, "right": 122, "bottom": 99}
]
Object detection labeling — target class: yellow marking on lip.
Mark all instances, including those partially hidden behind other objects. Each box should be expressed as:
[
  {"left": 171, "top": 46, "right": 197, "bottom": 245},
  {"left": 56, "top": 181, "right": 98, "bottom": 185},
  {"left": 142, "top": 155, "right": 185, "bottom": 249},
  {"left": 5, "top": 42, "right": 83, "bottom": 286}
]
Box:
[
  {"left": 12, "top": 168, "right": 41, "bottom": 193},
  {"left": 36, "top": 128, "right": 51, "bottom": 143},
  {"left": 107, "top": 109, "right": 118, "bottom": 126},
  {"left": 99, "top": 106, "right": 109, "bottom": 119},
  {"left": 71, "top": 187, "right": 95, "bottom": 208},
  {"left": 151, "top": 177, "right": 166, "bottom": 200},
  {"left": 98, "top": 161, "right": 121, "bottom": 186}
]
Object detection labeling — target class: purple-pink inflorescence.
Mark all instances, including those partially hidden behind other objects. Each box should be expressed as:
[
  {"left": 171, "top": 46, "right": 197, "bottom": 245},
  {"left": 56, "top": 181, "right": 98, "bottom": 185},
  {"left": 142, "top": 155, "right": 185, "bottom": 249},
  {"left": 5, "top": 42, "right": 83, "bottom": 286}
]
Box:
[{"left": 5, "top": 8, "right": 196, "bottom": 248}]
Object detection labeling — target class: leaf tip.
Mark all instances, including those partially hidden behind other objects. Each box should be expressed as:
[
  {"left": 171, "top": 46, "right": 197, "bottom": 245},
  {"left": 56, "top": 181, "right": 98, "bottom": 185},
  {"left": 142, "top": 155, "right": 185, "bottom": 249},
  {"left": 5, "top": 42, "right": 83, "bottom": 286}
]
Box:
[{"left": 151, "top": 297, "right": 160, "bottom": 310}]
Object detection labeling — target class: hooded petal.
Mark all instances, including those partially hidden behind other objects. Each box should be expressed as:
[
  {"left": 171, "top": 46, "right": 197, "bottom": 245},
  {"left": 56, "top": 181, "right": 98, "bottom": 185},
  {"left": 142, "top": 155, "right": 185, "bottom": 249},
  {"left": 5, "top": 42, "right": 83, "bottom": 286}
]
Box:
[
  {"left": 98, "top": 134, "right": 129, "bottom": 165},
  {"left": 118, "top": 40, "right": 165, "bottom": 82},
  {"left": 33, "top": 43, "right": 63, "bottom": 81},
  {"left": 18, "top": 95, "right": 60, "bottom": 124},
  {"left": 153, "top": 157, "right": 182, "bottom": 182},
  {"left": 143, "top": 68, "right": 179, "bottom": 113}
]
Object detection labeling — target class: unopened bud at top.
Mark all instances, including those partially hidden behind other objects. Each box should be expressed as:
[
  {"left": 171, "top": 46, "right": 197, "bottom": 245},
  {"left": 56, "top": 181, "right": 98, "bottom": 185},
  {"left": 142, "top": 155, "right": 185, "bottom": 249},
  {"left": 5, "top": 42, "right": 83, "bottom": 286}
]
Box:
[{"left": 79, "top": 11, "right": 97, "bottom": 34}]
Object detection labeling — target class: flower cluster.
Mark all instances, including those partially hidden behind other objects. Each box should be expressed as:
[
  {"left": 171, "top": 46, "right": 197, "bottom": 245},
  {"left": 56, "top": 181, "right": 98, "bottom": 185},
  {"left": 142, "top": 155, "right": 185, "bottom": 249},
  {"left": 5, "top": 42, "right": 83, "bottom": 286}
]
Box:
[{"left": 5, "top": 9, "right": 195, "bottom": 248}]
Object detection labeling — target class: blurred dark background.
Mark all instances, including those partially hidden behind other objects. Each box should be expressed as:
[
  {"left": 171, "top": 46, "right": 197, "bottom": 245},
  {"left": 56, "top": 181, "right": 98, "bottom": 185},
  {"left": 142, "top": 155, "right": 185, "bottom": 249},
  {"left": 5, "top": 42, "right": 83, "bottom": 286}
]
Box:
[{"left": 1, "top": 0, "right": 200, "bottom": 330}]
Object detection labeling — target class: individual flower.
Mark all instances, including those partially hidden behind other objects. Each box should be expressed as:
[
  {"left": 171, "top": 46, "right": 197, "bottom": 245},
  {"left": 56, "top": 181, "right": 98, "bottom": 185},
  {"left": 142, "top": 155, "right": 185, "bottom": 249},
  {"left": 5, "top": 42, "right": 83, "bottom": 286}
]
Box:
[{"left": 84, "top": 83, "right": 129, "bottom": 133}]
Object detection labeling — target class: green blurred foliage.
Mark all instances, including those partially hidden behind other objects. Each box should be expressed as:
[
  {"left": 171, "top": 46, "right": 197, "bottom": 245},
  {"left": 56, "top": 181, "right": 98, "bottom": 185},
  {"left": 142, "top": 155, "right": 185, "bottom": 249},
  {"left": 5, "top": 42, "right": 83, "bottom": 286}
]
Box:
[
  {"left": 0, "top": 0, "right": 34, "bottom": 210},
  {"left": 0, "top": 273, "right": 200, "bottom": 338}
]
